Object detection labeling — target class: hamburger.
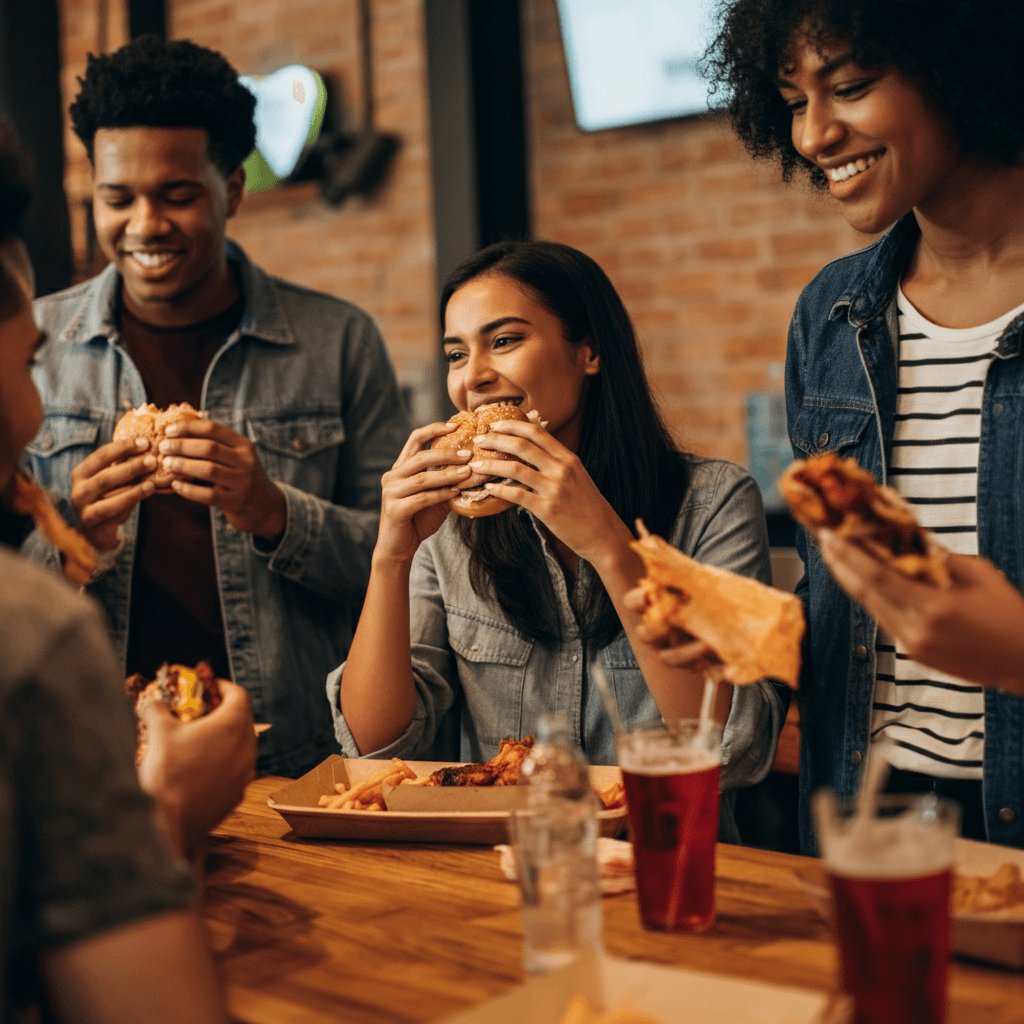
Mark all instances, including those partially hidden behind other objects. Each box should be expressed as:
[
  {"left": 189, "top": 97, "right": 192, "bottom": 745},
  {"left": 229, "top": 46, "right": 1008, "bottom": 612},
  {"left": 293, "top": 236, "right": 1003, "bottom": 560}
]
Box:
[
  {"left": 113, "top": 402, "right": 204, "bottom": 490},
  {"left": 430, "top": 403, "right": 540, "bottom": 518}
]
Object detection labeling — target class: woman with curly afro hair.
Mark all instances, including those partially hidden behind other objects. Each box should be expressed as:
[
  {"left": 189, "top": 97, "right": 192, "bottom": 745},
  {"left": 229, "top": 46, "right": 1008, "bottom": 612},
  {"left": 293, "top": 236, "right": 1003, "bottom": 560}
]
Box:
[{"left": 697, "top": 0, "right": 1024, "bottom": 852}]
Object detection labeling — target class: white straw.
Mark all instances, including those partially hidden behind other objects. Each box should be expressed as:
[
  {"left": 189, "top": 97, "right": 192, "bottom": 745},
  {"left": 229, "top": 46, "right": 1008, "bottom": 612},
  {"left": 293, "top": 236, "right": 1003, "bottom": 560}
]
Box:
[{"left": 853, "top": 739, "right": 894, "bottom": 828}]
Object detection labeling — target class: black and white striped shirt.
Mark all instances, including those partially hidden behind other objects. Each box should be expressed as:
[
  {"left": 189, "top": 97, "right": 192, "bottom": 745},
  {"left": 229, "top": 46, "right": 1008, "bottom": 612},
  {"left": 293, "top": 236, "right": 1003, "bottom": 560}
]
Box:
[{"left": 871, "top": 288, "right": 1024, "bottom": 778}]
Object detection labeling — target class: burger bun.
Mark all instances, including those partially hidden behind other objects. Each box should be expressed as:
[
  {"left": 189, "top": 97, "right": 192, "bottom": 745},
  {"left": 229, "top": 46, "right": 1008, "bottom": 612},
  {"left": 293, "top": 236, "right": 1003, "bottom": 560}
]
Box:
[{"left": 113, "top": 402, "right": 204, "bottom": 490}]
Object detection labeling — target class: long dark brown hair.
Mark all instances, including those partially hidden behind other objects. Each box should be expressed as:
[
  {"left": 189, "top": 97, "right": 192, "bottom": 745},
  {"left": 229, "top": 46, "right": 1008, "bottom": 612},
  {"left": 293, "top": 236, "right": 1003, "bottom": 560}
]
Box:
[{"left": 440, "top": 240, "right": 691, "bottom": 649}]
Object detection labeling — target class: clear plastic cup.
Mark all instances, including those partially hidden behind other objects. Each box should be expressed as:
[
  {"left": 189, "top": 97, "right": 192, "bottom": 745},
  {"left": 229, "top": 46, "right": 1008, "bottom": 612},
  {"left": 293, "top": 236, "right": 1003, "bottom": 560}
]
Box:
[{"left": 617, "top": 720, "right": 723, "bottom": 933}]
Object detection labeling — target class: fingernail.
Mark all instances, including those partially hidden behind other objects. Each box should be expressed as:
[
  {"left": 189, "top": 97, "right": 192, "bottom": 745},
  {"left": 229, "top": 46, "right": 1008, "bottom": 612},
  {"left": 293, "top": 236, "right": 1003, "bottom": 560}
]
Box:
[
  {"left": 143, "top": 455, "right": 157, "bottom": 468},
  {"left": 469, "top": 461, "right": 483, "bottom": 469},
  {"left": 158, "top": 440, "right": 171, "bottom": 453},
  {"left": 473, "top": 435, "right": 487, "bottom": 444},
  {"left": 456, "top": 449, "right": 472, "bottom": 457},
  {"left": 135, "top": 437, "right": 148, "bottom": 449},
  {"left": 456, "top": 465, "right": 471, "bottom": 474}
]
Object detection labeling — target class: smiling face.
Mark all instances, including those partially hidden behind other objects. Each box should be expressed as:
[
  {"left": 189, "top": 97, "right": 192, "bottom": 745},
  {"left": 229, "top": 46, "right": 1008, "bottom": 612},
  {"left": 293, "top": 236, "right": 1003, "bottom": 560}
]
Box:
[
  {"left": 442, "top": 272, "right": 600, "bottom": 452},
  {"left": 92, "top": 126, "right": 245, "bottom": 327},
  {"left": 0, "top": 239, "right": 43, "bottom": 487},
  {"left": 777, "top": 34, "right": 963, "bottom": 234}
]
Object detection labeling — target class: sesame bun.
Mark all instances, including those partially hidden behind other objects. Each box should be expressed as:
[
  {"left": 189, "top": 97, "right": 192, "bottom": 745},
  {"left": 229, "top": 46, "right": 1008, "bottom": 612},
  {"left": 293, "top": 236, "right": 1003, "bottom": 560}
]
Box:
[
  {"left": 113, "top": 402, "right": 204, "bottom": 490},
  {"left": 431, "top": 403, "right": 531, "bottom": 518}
]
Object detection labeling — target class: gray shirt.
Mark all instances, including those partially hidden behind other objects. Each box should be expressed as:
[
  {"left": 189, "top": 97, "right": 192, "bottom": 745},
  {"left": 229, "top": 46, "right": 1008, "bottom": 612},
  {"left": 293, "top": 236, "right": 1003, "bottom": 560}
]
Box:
[
  {"left": 328, "top": 457, "right": 784, "bottom": 840},
  {"left": 0, "top": 548, "right": 193, "bottom": 1022}
]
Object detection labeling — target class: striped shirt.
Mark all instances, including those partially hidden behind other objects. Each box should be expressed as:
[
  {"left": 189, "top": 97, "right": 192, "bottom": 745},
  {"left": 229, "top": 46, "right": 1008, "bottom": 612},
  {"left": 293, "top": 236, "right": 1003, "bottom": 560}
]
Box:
[{"left": 871, "top": 288, "right": 1024, "bottom": 778}]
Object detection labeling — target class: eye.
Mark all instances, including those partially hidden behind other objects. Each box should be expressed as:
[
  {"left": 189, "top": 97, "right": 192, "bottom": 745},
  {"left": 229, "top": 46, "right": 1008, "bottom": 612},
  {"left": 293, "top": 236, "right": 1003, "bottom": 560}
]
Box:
[
  {"left": 492, "top": 334, "right": 521, "bottom": 349},
  {"left": 444, "top": 348, "right": 466, "bottom": 364},
  {"left": 164, "top": 191, "right": 200, "bottom": 206},
  {"left": 834, "top": 78, "right": 874, "bottom": 100},
  {"left": 102, "top": 196, "right": 133, "bottom": 209}
]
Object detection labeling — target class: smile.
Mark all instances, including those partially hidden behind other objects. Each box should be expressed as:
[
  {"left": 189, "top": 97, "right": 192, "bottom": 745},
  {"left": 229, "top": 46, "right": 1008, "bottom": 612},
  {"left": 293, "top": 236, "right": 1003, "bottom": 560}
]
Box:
[
  {"left": 125, "top": 251, "right": 181, "bottom": 269},
  {"left": 825, "top": 152, "right": 881, "bottom": 182}
]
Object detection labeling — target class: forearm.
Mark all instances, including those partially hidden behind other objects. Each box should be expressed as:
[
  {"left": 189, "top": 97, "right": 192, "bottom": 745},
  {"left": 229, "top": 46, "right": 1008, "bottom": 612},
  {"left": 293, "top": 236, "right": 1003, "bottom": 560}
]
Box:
[
  {"left": 340, "top": 555, "right": 419, "bottom": 753},
  {"left": 589, "top": 522, "right": 732, "bottom": 722}
]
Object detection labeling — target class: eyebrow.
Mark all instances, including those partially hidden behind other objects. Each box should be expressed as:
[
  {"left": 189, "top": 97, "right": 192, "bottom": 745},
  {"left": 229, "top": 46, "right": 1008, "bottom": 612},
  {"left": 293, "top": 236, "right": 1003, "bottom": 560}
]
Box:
[
  {"left": 776, "top": 51, "right": 854, "bottom": 88},
  {"left": 442, "top": 316, "right": 531, "bottom": 346},
  {"left": 95, "top": 179, "right": 202, "bottom": 192}
]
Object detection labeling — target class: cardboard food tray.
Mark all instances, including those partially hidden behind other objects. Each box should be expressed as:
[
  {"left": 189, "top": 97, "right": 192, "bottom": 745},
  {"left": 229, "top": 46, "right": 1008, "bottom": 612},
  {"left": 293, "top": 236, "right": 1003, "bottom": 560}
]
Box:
[
  {"left": 791, "top": 837, "right": 1024, "bottom": 970},
  {"left": 435, "top": 953, "right": 832, "bottom": 1024},
  {"left": 268, "top": 755, "right": 628, "bottom": 844}
]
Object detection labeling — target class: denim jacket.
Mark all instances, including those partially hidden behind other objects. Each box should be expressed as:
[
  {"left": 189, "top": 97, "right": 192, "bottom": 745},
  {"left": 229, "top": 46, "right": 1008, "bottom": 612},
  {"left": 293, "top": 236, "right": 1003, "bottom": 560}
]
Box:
[
  {"left": 328, "top": 457, "right": 786, "bottom": 842},
  {"left": 24, "top": 243, "right": 410, "bottom": 776},
  {"left": 787, "top": 214, "right": 1024, "bottom": 852}
]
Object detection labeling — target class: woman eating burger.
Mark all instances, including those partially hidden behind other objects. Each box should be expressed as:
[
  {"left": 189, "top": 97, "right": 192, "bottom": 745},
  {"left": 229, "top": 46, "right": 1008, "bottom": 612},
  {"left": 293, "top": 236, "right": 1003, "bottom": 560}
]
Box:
[{"left": 328, "top": 240, "right": 784, "bottom": 841}]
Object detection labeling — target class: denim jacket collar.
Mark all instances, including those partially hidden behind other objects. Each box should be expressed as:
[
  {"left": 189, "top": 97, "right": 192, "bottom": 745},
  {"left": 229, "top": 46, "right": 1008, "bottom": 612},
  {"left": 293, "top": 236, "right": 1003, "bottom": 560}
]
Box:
[{"left": 54, "top": 240, "right": 297, "bottom": 348}]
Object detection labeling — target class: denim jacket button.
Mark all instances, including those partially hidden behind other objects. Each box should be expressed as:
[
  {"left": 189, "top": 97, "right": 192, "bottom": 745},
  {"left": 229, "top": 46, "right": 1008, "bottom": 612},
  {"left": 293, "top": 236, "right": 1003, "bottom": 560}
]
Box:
[
  {"left": 291, "top": 436, "right": 309, "bottom": 452},
  {"left": 994, "top": 403, "right": 1004, "bottom": 416},
  {"left": 850, "top": 749, "right": 863, "bottom": 766},
  {"left": 999, "top": 807, "right": 1017, "bottom": 825},
  {"left": 855, "top": 644, "right": 868, "bottom": 661},
  {"left": 817, "top": 432, "right": 830, "bottom": 447}
]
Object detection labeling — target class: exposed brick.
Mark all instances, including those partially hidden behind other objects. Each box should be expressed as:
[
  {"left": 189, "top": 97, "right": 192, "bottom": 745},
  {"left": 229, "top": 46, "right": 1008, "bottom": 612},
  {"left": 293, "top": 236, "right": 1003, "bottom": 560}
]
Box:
[
  {"left": 770, "top": 230, "right": 841, "bottom": 257},
  {"left": 699, "top": 238, "right": 759, "bottom": 260}
]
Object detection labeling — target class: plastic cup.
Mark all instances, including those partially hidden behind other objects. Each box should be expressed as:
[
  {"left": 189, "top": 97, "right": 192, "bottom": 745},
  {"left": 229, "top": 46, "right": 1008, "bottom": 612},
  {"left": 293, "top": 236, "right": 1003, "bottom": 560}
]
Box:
[
  {"left": 617, "top": 720, "right": 722, "bottom": 933},
  {"left": 813, "top": 791, "right": 960, "bottom": 1024}
]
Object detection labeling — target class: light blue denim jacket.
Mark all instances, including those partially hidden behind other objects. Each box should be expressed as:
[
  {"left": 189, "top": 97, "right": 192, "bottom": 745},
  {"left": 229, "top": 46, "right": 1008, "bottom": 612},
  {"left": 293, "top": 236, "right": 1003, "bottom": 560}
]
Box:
[
  {"left": 23, "top": 242, "right": 410, "bottom": 776},
  {"left": 328, "top": 457, "right": 785, "bottom": 842},
  {"left": 787, "top": 214, "right": 1024, "bottom": 852}
]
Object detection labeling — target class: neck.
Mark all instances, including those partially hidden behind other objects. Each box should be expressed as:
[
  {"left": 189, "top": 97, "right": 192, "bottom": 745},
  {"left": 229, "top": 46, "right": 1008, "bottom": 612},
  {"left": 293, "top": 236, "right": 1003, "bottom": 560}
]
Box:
[{"left": 121, "top": 258, "right": 239, "bottom": 329}]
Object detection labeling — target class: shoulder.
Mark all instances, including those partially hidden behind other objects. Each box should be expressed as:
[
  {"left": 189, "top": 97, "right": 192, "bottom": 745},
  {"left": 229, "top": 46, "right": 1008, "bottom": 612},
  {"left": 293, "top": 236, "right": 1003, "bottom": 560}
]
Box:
[
  {"left": 32, "top": 273, "right": 108, "bottom": 336},
  {"left": 678, "top": 456, "right": 761, "bottom": 515},
  {"left": 0, "top": 549, "right": 111, "bottom": 684}
]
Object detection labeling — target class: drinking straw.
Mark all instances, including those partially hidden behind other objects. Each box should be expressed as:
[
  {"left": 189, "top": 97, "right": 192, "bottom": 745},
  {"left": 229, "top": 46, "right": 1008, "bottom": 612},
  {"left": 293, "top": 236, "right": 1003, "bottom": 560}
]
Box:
[
  {"left": 853, "top": 739, "right": 894, "bottom": 830},
  {"left": 589, "top": 657, "right": 626, "bottom": 737}
]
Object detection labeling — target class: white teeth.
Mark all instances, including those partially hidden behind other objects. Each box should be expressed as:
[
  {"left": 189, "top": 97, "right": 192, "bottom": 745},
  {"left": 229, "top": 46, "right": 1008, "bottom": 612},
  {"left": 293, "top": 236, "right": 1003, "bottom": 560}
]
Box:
[
  {"left": 827, "top": 153, "right": 879, "bottom": 182},
  {"left": 130, "top": 252, "right": 177, "bottom": 268}
]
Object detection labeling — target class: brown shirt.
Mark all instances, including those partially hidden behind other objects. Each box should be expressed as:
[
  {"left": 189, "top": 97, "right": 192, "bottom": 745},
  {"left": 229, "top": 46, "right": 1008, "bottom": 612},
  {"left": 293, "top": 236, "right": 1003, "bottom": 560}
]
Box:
[{"left": 119, "top": 295, "right": 244, "bottom": 679}]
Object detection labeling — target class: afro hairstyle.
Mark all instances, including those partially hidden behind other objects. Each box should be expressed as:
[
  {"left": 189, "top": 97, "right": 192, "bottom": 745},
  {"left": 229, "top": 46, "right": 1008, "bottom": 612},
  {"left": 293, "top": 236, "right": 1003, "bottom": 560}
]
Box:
[
  {"left": 0, "top": 118, "right": 33, "bottom": 319},
  {"left": 701, "top": 0, "right": 1024, "bottom": 188},
  {"left": 69, "top": 35, "right": 256, "bottom": 177}
]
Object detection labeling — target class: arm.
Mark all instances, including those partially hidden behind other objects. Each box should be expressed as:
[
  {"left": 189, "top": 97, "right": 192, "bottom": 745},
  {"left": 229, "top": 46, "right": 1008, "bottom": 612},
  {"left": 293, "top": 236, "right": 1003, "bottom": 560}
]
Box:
[
  {"left": 819, "top": 530, "right": 1024, "bottom": 694},
  {"left": 339, "top": 422, "right": 472, "bottom": 753},
  {"left": 473, "top": 423, "right": 731, "bottom": 723},
  {"left": 40, "top": 910, "right": 226, "bottom": 1024}
]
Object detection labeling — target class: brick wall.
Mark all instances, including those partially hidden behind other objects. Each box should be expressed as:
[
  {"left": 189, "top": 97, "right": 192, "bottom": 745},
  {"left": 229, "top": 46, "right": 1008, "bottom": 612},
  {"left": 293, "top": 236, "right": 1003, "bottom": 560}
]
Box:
[
  {"left": 57, "top": 0, "right": 436, "bottom": 396},
  {"left": 523, "top": 0, "right": 879, "bottom": 467}
]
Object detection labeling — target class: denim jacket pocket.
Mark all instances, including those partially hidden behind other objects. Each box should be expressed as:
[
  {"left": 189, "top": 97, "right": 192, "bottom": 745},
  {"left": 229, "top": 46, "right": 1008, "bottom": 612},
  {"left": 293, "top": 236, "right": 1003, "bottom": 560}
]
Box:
[
  {"left": 790, "top": 407, "right": 873, "bottom": 459},
  {"left": 247, "top": 415, "right": 345, "bottom": 496},
  {"left": 447, "top": 609, "right": 533, "bottom": 746},
  {"left": 600, "top": 631, "right": 661, "bottom": 728},
  {"left": 25, "top": 416, "right": 102, "bottom": 492}
]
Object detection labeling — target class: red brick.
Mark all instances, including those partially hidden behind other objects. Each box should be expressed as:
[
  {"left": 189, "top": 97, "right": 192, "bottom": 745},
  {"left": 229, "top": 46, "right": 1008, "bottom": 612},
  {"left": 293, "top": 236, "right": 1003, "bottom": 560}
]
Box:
[
  {"left": 770, "top": 230, "right": 840, "bottom": 256},
  {"left": 698, "top": 238, "right": 759, "bottom": 260},
  {"left": 562, "top": 190, "right": 622, "bottom": 216}
]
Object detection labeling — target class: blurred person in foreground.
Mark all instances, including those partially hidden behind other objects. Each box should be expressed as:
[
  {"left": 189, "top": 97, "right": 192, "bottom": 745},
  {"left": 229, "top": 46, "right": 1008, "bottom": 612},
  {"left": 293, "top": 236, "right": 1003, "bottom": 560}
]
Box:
[
  {"left": 20, "top": 37, "right": 409, "bottom": 777},
  {"left": 0, "top": 119, "right": 252, "bottom": 1024},
  {"left": 685, "top": 0, "right": 1024, "bottom": 850}
]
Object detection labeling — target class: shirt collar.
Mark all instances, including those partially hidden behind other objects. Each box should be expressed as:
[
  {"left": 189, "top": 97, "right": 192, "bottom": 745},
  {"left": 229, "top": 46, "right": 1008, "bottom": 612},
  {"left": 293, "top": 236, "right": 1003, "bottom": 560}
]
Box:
[{"left": 56, "top": 240, "right": 296, "bottom": 348}]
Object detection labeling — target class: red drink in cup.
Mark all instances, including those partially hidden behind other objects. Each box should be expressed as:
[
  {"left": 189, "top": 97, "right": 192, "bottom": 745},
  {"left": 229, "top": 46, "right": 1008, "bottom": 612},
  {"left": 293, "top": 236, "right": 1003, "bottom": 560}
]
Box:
[
  {"left": 813, "top": 792, "right": 959, "bottom": 1024},
  {"left": 618, "top": 721, "right": 722, "bottom": 933}
]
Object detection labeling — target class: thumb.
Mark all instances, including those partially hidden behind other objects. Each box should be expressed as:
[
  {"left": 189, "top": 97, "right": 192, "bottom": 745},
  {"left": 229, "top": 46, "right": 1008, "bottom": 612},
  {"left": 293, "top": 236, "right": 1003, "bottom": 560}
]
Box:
[{"left": 135, "top": 686, "right": 178, "bottom": 737}]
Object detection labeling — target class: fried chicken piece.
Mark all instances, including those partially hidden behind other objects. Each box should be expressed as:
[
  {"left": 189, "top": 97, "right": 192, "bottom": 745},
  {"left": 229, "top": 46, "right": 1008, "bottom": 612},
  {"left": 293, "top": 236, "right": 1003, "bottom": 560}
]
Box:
[
  {"left": 779, "top": 453, "right": 950, "bottom": 587},
  {"left": 12, "top": 471, "right": 97, "bottom": 585},
  {"left": 427, "top": 736, "right": 536, "bottom": 786},
  {"left": 631, "top": 522, "right": 804, "bottom": 689}
]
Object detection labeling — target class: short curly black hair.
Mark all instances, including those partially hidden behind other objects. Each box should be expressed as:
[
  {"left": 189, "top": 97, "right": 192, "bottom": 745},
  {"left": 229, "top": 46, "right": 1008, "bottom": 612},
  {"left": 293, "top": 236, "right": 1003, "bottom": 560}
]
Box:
[
  {"left": 701, "top": 0, "right": 1024, "bottom": 188},
  {"left": 0, "top": 118, "right": 33, "bottom": 319},
  {"left": 69, "top": 36, "right": 256, "bottom": 176}
]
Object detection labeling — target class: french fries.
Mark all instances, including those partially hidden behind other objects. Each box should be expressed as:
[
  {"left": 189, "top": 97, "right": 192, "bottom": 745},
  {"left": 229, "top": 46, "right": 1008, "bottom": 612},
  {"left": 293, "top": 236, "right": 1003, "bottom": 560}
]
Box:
[
  {"left": 952, "top": 862, "right": 1024, "bottom": 913},
  {"left": 317, "top": 758, "right": 416, "bottom": 811},
  {"left": 599, "top": 780, "right": 626, "bottom": 810}
]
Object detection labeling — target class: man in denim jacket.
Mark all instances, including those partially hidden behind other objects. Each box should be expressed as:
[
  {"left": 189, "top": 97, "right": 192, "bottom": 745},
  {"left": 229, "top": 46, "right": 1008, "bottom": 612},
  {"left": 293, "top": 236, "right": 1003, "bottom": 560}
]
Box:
[
  {"left": 788, "top": 214, "right": 1024, "bottom": 853},
  {"left": 21, "top": 39, "right": 409, "bottom": 776}
]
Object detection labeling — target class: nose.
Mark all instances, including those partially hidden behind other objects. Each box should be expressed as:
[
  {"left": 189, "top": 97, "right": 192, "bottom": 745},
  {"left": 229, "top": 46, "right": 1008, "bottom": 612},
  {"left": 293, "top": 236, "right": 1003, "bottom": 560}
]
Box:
[
  {"left": 461, "top": 347, "right": 498, "bottom": 392},
  {"left": 125, "top": 197, "right": 171, "bottom": 240},
  {"left": 794, "top": 96, "right": 845, "bottom": 162}
]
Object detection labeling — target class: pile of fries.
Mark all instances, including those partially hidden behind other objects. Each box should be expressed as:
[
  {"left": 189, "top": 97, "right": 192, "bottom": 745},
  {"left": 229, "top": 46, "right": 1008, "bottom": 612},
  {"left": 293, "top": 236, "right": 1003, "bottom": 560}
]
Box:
[
  {"left": 317, "top": 758, "right": 417, "bottom": 812},
  {"left": 952, "top": 862, "right": 1024, "bottom": 913},
  {"left": 598, "top": 780, "right": 626, "bottom": 810},
  {"left": 558, "top": 995, "right": 661, "bottom": 1024}
]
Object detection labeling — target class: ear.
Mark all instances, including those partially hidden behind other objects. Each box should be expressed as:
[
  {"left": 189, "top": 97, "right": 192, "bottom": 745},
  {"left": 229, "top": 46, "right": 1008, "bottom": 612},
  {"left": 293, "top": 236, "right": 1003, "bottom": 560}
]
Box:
[
  {"left": 580, "top": 337, "right": 600, "bottom": 376},
  {"left": 226, "top": 164, "right": 246, "bottom": 217}
]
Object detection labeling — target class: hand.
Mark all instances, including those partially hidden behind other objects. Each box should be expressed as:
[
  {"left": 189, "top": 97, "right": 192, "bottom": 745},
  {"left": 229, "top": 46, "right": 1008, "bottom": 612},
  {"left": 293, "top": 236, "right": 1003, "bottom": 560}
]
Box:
[
  {"left": 71, "top": 438, "right": 156, "bottom": 550},
  {"left": 469, "top": 418, "right": 628, "bottom": 566},
  {"left": 157, "top": 419, "right": 286, "bottom": 541},
  {"left": 623, "top": 585, "right": 715, "bottom": 669},
  {"left": 819, "top": 529, "right": 1024, "bottom": 694},
  {"left": 374, "top": 421, "right": 472, "bottom": 565},
  {"left": 135, "top": 678, "right": 256, "bottom": 860}
]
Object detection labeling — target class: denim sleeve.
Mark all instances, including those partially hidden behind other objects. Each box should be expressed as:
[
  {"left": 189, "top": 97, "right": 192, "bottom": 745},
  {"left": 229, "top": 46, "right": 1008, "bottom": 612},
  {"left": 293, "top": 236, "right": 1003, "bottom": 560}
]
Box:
[
  {"left": 257, "top": 313, "right": 410, "bottom": 598},
  {"left": 327, "top": 539, "right": 462, "bottom": 759},
  {"left": 682, "top": 460, "right": 786, "bottom": 793}
]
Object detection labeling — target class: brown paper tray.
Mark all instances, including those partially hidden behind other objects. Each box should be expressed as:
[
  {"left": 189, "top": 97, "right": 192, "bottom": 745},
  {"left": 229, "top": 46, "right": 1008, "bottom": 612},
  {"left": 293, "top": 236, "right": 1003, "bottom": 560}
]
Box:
[{"left": 268, "top": 755, "right": 628, "bottom": 844}]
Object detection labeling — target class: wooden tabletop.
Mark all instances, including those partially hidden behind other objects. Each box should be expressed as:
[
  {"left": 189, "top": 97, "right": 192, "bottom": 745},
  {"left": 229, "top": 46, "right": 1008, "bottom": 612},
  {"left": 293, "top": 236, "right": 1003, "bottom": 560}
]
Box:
[{"left": 202, "top": 776, "right": 1024, "bottom": 1024}]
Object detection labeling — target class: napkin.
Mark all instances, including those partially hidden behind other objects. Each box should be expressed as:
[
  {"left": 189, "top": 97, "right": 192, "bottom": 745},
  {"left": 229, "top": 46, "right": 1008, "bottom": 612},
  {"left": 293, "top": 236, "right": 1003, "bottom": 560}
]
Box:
[{"left": 495, "top": 837, "right": 636, "bottom": 895}]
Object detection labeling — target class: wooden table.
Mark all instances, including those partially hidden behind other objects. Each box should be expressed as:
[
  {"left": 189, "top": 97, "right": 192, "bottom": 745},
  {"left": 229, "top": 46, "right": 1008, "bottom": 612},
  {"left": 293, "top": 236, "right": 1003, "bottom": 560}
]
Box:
[{"left": 202, "top": 776, "right": 1024, "bottom": 1024}]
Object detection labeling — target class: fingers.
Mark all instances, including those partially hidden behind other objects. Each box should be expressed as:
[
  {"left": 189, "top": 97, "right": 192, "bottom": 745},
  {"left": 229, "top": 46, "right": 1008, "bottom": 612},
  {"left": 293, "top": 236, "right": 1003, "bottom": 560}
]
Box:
[
  {"left": 74, "top": 437, "right": 150, "bottom": 479},
  {"left": 395, "top": 421, "right": 460, "bottom": 463},
  {"left": 818, "top": 529, "right": 918, "bottom": 611},
  {"left": 623, "top": 586, "right": 646, "bottom": 615}
]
